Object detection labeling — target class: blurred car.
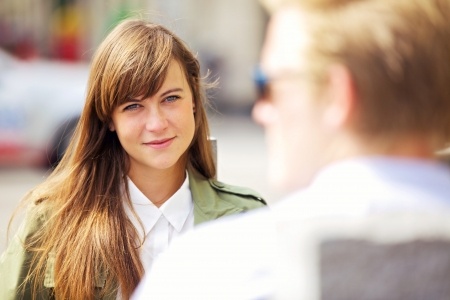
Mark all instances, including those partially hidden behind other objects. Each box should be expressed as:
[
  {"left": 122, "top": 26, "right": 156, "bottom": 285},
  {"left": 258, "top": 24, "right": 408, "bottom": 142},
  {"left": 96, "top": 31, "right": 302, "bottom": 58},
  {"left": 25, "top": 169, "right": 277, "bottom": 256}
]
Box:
[{"left": 0, "top": 48, "right": 89, "bottom": 168}]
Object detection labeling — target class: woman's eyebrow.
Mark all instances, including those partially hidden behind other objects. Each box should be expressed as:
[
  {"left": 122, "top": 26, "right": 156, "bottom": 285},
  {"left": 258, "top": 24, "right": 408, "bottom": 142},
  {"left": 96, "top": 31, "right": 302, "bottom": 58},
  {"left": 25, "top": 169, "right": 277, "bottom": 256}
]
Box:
[
  {"left": 160, "top": 88, "right": 183, "bottom": 97},
  {"left": 125, "top": 96, "right": 144, "bottom": 103},
  {"left": 125, "top": 88, "right": 184, "bottom": 102}
]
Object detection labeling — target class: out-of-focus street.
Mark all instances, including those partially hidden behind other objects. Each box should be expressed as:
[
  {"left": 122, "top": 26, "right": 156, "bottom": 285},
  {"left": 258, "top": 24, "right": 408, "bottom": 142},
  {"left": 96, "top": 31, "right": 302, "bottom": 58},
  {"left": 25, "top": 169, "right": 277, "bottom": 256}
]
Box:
[{"left": 0, "top": 114, "right": 285, "bottom": 253}]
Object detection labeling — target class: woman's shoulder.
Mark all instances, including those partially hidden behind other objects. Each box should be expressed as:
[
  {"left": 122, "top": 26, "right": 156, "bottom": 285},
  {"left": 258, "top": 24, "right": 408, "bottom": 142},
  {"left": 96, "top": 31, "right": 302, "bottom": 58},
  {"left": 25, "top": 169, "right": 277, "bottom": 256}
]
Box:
[
  {"left": 13, "top": 199, "right": 51, "bottom": 238},
  {"left": 190, "top": 171, "right": 267, "bottom": 224},
  {"left": 207, "top": 178, "right": 267, "bottom": 205},
  {"left": 188, "top": 167, "right": 267, "bottom": 211}
]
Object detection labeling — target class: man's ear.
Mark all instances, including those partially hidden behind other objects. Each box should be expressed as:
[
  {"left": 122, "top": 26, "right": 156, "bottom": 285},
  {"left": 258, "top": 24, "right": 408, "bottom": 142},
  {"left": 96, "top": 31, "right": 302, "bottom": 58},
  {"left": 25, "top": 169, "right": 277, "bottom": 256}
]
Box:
[
  {"left": 322, "top": 64, "right": 357, "bottom": 130},
  {"left": 109, "top": 121, "right": 115, "bottom": 132}
]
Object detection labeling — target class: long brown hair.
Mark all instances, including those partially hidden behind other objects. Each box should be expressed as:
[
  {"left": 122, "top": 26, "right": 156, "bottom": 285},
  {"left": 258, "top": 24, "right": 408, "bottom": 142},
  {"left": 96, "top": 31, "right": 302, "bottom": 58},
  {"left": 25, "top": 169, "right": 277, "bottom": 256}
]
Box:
[{"left": 21, "top": 19, "right": 216, "bottom": 299}]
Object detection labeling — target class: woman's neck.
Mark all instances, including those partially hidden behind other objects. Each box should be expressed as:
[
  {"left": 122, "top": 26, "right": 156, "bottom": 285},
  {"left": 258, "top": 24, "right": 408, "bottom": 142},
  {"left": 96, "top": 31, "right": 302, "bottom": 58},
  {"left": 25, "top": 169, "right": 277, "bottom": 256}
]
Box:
[{"left": 128, "top": 162, "right": 187, "bottom": 207}]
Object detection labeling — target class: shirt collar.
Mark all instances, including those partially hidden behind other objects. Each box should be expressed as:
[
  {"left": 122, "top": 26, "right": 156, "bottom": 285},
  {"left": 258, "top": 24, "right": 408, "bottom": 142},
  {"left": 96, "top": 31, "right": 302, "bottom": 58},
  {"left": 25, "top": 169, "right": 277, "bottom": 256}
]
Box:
[
  {"left": 127, "top": 173, "right": 192, "bottom": 235},
  {"left": 159, "top": 174, "right": 192, "bottom": 232},
  {"left": 127, "top": 179, "right": 161, "bottom": 237}
]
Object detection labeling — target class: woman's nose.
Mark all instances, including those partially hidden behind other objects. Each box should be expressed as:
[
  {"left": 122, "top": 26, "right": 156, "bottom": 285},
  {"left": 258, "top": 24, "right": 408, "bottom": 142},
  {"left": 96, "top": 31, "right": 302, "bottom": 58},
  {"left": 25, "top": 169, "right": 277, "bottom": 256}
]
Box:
[{"left": 145, "top": 107, "right": 168, "bottom": 132}]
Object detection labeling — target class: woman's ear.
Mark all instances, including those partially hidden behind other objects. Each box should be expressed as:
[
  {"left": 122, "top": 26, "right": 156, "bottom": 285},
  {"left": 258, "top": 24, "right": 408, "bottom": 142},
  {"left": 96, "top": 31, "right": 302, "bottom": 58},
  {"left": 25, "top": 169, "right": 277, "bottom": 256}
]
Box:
[{"left": 109, "top": 121, "right": 115, "bottom": 132}]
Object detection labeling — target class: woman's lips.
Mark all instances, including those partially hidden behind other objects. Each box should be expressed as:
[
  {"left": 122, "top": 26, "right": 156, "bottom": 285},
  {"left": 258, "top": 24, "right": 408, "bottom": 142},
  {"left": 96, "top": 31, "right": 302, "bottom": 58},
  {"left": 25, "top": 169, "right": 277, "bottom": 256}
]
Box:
[{"left": 145, "top": 137, "right": 175, "bottom": 149}]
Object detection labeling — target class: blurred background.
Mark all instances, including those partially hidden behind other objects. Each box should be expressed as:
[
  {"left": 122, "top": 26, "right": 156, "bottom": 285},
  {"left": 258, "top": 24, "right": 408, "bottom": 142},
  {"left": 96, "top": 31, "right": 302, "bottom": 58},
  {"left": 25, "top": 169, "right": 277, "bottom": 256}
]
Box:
[
  {"left": 0, "top": 0, "right": 285, "bottom": 252},
  {"left": 0, "top": 0, "right": 269, "bottom": 110}
]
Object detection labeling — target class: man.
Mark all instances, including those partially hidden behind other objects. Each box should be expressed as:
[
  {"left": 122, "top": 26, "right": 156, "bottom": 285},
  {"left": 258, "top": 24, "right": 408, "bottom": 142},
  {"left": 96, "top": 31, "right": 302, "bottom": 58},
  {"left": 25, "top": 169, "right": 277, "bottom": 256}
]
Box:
[{"left": 132, "top": 0, "right": 450, "bottom": 298}]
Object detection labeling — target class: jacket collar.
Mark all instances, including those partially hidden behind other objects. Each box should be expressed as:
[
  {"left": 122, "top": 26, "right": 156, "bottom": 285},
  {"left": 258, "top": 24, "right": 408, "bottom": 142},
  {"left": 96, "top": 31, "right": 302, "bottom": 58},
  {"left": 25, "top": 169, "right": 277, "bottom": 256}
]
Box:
[{"left": 188, "top": 167, "right": 244, "bottom": 225}]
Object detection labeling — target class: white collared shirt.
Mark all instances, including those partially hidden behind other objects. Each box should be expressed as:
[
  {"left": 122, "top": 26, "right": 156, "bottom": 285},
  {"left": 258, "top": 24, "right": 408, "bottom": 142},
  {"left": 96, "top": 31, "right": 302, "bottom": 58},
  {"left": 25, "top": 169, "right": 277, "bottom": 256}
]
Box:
[
  {"left": 125, "top": 173, "right": 194, "bottom": 272},
  {"left": 132, "top": 156, "right": 450, "bottom": 300}
]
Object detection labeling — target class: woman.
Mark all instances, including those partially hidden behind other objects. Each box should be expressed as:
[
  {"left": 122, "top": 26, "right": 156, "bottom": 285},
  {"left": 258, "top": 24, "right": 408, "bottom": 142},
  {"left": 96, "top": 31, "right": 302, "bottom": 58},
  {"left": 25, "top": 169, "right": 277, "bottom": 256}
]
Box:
[{"left": 0, "top": 19, "right": 266, "bottom": 299}]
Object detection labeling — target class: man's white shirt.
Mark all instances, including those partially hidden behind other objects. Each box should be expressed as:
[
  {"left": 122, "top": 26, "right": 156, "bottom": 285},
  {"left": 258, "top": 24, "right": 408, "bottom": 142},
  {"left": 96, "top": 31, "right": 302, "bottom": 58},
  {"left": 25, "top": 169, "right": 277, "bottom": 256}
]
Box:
[{"left": 132, "top": 157, "right": 450, "bottom": 299}]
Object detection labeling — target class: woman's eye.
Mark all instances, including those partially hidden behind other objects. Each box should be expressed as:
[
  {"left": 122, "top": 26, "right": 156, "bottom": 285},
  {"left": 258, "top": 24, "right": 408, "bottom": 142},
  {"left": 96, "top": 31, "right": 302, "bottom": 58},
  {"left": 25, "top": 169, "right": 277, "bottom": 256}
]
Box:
[
  {"left": 165, "top": 95, "right": 180, "bottom": 103},
  {"left": 123, "top": 103, "right": 140, "bottom": 111}
]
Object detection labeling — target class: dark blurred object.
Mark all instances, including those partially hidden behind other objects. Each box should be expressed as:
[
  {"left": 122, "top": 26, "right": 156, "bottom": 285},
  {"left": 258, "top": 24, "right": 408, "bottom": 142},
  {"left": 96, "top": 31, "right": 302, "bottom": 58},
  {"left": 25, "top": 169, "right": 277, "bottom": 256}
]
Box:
[
  {"left": 276, "top": 213, "right": 450, "bottom": 300},
  {"left": 0, "top": 48, "right": 89, "bottom": 168},
  {"left": 321, "top": 238, "right": 450, "bottom": 300}
]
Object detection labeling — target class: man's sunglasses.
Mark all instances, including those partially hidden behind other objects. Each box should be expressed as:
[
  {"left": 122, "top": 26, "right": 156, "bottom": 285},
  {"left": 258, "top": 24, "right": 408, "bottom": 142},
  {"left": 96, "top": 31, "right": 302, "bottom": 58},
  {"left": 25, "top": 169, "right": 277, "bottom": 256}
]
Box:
[
  {"left": 254, "top": 66, "right": 307, "bottom": 99},
  {"left": 254, "top": 66, "right": 269, "bottom": 99}
]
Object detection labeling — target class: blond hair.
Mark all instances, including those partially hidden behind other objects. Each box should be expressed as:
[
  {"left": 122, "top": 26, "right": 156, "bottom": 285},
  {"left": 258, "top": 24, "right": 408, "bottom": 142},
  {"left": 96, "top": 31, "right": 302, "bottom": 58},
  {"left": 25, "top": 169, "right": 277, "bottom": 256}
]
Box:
[
  {"left": 264, "top": 0, "right": 450, "bottom": 144},
  {"left": 20, "top": 19, "right": 216, "bottom": 299}
]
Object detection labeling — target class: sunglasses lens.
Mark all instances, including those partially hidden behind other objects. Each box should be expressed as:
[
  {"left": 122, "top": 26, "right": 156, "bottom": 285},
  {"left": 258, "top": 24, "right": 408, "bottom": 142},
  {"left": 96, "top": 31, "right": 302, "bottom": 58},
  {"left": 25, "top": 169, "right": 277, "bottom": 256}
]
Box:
[{"left": 254, "top": 67, "right": 268, "bottom": 98}]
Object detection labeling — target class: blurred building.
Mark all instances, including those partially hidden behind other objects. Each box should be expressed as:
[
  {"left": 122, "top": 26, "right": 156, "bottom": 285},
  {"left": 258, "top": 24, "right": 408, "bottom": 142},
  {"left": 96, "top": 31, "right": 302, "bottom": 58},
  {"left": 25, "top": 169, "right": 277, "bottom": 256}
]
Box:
[{"left": 0, "top": 0, "right": 268, "bottom": 112}]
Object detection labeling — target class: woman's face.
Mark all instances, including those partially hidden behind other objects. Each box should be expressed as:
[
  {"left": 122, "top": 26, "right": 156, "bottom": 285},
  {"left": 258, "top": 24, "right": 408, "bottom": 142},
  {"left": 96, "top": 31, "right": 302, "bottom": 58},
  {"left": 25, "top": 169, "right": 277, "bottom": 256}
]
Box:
[{"left": 109, "top": 59, "right": 196, "bottom": 177}]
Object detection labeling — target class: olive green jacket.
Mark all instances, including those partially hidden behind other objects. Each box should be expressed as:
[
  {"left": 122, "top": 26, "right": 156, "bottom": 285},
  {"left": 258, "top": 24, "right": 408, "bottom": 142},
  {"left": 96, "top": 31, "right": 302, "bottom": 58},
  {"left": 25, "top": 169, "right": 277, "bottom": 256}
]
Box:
[{"left": 0, "top": 168, "right": 266, "bottom": 299}]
